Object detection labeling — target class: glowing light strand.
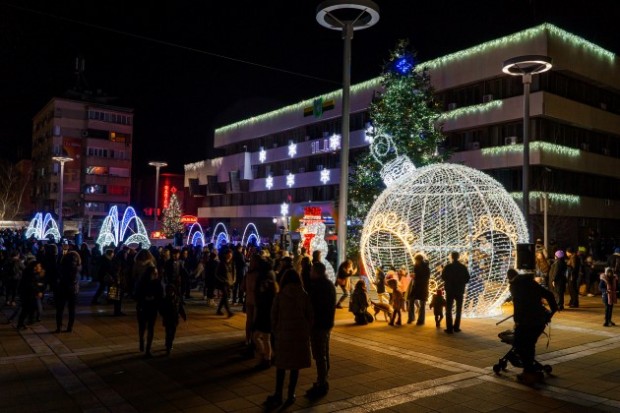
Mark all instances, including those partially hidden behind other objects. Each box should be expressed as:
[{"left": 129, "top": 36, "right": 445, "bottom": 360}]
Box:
[
  {"left": 214, "top": 24, "right": 613, "bottom": 138},
  {"left": 481, "top": 141, "right": 580, "bottom": 158}
]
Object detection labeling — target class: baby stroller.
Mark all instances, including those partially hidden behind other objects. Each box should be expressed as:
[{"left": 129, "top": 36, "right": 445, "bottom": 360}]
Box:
[{"left": 492, "top": 327, "right": 552, "bottom": 375}]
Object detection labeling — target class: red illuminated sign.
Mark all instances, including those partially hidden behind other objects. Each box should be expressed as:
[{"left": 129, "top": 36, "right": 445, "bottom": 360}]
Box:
[{"left": 181, "top": 215, "right": 197, "bottom": 224}]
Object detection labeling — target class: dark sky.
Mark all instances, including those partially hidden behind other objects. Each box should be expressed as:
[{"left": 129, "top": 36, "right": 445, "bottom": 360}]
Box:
[{"left": 1, "top": 0, "right": 618, "bottom": 177}]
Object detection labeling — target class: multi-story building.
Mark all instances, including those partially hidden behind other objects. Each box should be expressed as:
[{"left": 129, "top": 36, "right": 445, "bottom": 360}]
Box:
[
  {"left": 184, "top": 23, "right": 620, "bottom": 252},
  {"left": 31, "top": 97, "right": 133, "bottom": 235}
]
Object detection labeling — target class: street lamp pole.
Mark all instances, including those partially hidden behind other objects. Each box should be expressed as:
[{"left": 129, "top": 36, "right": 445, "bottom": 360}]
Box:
[
  {"left": 316, "top": 0, "right": 379, "bottom": 263},
  {"left": 502, "top": 55, "right": 552, "bottom": 238},
  {"left": 148, "top": 161, "right": 168, "bottom": 233},
  {"left": 52, "top": 156, "right": 73, "bottom": 236}
]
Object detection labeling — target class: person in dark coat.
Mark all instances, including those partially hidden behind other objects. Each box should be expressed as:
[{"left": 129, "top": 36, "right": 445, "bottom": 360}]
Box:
[
  {"left": 440, "top": 251, "right": 470, "bottom": 334},
  {"left": 508, "top": 268, "right": 557, "bottom": 385},
  {"left": 548, "top": 250, "right": 567, "bottom": 311},
  {"left": 215, "top": 249, "right": 236, "bottom": 317},
  {"left": 253, "top": 258, "right": 277, "bottom": 369},
  {"left": 374, "top": 266, "right": 389, "bottom": 304},
  {"left": 134, "top": 266, "right": 164, "bottom": 358},
  {"left": 305, "top": 261, "right": 336, "bottom": 398},
  {"left": 264, "top": 269, "right": 312, "bottom": 408},
  {"left": 16, "top": 261, "right": 44, "bottom": 329},
  {"left": 55, "top": 251, "right": 81, "bottom": 333},
  {"left": 410, "top": 253, "right": 431, "bottom": 325},
  {"left": 160, "top": 284, "right": 186, "bottom": 355}
]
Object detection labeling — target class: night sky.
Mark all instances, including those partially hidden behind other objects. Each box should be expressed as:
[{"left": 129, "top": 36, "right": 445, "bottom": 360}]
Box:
[{"left": 1, "top": 0, "right": 618, "bottom": 178}]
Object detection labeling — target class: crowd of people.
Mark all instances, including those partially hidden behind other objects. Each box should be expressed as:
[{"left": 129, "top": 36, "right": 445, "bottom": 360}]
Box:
[{"left": 3, "top": 225, "right": 620, "bottom": 394}]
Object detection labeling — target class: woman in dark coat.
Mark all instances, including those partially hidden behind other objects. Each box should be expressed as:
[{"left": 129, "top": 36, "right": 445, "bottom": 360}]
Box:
[
  {"left": 56, "top": 251, "right": 81, "bottom": 333},
  {"left": 134, "top": 265, "right": 164, "bottom": 358},
  {"left": 264, "top": 269, "right": 312, "bottom": 408},
  {"left": 410, "top": 253, "right": 431, "bottom": 325},
  {"left": 253, "top": 258, "right": 277, "bottom": 369}
]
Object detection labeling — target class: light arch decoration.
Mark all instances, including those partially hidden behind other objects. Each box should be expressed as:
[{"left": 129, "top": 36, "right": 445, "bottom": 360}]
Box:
[
  {"left": 210, "top": 222, "right": 230, "bottom": 250},
  {"left": 187, "top": 223, "right": 206, "bottom": 247},
  {"left": 361, "top": 162, "right": 528, "bottom": 318},
  {"left": 25, "top": 213, "right": 61, "bottom": 242},
  {"left": 96, "top": 206, "right": 151, "bottom": 252},
  {"left": 241, "top": 223, "right": 260, "bottom": 247}
]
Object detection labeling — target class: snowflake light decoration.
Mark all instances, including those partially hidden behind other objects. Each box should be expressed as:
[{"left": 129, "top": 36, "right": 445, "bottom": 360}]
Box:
[
  {"left": 364, "top": 123, "right": 375, "bottom": 143},
  {"left": 361, "top": 163, "right": 528, "bottom": 318},
  {"left": 320, "top": 168, "right": 330, "bottom": 184},
  {"left": 265, "top": 175, "right": 273, "bottom": 189},
  {"left": 286, "top": 172, "right": 295, "bottom": 187},
  {"left": 329, "top": 133, "right": 341, "bottom": 151},
  {"left": 288, "top": 142, "right": 297, "bottom": 158},
  {"left": 25, "top": 213, "right": 61, "bottom": 242},
  {"left": 280, "top": 202, "right": 289, "bottom": 217},
  {"left": 259, "top": 148, "right": 266, "bottom": 163}
]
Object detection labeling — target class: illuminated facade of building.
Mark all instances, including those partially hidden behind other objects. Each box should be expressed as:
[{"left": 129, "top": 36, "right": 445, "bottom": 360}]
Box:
[
  {"left": 184, "top": 24, "right": 620, "bottom": 248},
  {"left": 31, "top": 97, "right": 133, "bottom": 235}
]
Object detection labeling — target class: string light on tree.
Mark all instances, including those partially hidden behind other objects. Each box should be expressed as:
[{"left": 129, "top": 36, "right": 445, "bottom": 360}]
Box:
[{"left": 161, "top": 193, "right": 184, "bottom": 238}]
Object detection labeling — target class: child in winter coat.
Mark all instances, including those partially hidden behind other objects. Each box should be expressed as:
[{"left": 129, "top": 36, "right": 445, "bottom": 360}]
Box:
[
  {"left": 600, "top": 267, "right": 618, "bottom": 327},
  {"left": 160, "top": 284, "right": 187, "bottom": 355},
  {"left": 429, "top": 289, "right": 447, "bottom": 328},
  {"left": 387, "top": 278, "right": 403, "bottom": 326}
]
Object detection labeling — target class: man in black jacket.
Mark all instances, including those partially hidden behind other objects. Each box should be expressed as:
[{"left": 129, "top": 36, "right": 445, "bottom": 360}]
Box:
[
  {"left": 306, "top": 261, "right": 336, "bottom": 398},
  {"left": 508, "top": 268, "right": 557, "bottom": 385},
  {"left": 441, "top": 251, "right": 470, "bottom": 334}
]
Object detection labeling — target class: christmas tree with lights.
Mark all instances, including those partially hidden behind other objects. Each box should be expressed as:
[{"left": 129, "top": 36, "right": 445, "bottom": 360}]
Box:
[
  {"left": 348, "top": 39, "right": 447, "bottom": 256},
  {"left": 161, "top": 193, "right": 184, "bottom": 238}
]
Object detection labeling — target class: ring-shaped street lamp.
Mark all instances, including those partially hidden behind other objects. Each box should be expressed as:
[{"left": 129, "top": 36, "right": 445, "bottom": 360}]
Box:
[
  {"left": 316, "top": 0, "right": 380, "bottom": 30},
  {"left": 502, "top": 55, "right": 552, "bottom": 76},
  {"left": 317, "top": 0, "right": 379, "bottom": 264},
  {"left": 502, "top": 54, "right": 552, "bottom": 240}
]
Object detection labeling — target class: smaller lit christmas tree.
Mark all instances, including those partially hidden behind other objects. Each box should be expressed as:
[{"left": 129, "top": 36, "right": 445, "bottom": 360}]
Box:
[{"left": 162, "top": 193, "right": 184, "bottom": 238}]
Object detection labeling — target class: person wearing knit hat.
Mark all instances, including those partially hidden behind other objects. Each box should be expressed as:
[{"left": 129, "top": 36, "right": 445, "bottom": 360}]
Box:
[
  {"left": 549, "top": 250, "right": 567, "bottom": 310},
  {"left": 429, "top": 288, "right": 447, "bottom": 328}
]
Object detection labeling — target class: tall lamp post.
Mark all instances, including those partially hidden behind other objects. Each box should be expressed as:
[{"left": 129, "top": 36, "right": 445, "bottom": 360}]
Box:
[
  {"left": 316, "top": 0, "right": 379, "bottom": 263},
  {"left": 52, "top": 156, "right": 73, "bottom": 236},
  {"left": 502, "top": 55, "right": 552, "bottom": 237},
  {"left": 148, "top": 161, "right": 168, "bottom": 233}
]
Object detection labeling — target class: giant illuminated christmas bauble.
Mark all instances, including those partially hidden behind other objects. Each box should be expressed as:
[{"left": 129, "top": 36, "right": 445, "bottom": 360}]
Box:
[{"left": 360, "top": 162, "right": 528, "bottom": 317}]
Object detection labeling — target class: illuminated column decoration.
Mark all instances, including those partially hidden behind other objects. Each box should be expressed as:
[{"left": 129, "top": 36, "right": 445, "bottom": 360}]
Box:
[
  {"left": 286, "top": 173, "right": 295, "bottom": 188},
  {"left": 241, "top": 223, "right": 261, "bottom": 247},
  {"left": 288, "top": 142, "right": 297, "bottom": 158},
  {"left": 96, "top": 206, "right": 151, "bottom": 252},
  {"left": 259, "top": 148, "right": 266, "bottom": 163},
  {"left": 360, "top": 162, "right": 528, "bottom": 318},
  {"left": 298, "top": 207, "right": 336, "bottom": 283},
  {"left": 25, "top": 212, "right": 61, "bottom": 242},
  {"left": 320, "top": 168, "right": 330, "bottom": 184},
  {"left": 266, "top": 175, "right": 274, "bottom": 189}
]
